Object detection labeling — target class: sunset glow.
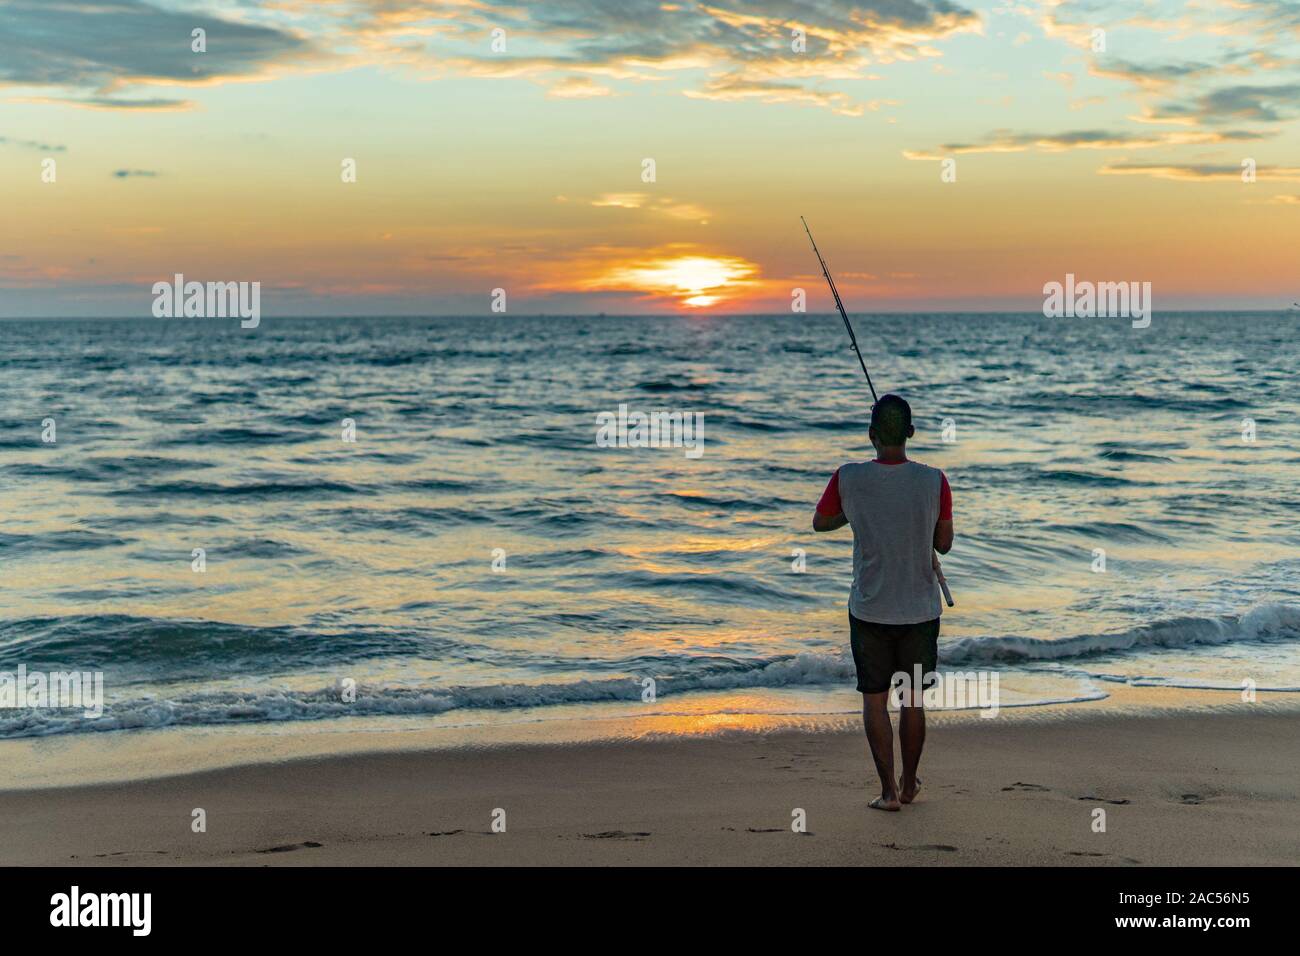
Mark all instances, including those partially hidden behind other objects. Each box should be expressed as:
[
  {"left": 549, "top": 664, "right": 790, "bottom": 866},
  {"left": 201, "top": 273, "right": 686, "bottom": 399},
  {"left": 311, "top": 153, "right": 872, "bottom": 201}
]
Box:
[
  {"left": 598, "top": 255, "right": 759, "bottom": 308},
  {"left": 1, "top": 0, "right": 1297, "bottom": 316}
]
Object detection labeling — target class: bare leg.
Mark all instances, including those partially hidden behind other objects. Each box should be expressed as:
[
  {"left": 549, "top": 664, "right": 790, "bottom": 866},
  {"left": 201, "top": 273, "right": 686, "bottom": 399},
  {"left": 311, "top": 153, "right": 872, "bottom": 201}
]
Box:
[
  {"left": 863, "top": 691, "right": 900, "bottom": 810},
  {"left": 898, "top": 690, "right": 925, "bottom": 803}
]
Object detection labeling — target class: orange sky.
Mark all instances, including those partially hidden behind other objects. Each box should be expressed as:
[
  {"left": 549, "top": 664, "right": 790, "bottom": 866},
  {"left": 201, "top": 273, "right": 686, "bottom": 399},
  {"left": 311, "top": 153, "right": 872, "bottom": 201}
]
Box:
[{"left": 1, "top": 0, "right": 1298, "bottom": 315}]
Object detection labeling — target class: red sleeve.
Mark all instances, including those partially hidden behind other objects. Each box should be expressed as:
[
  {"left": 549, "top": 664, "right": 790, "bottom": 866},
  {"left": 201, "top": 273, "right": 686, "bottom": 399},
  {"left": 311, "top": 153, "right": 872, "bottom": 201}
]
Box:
[
  {"left": 939, "top": 471, "right": 952, "bottom": 520},
  {"left": 816, "top": 468, "right": 842, "bottom": 516}
]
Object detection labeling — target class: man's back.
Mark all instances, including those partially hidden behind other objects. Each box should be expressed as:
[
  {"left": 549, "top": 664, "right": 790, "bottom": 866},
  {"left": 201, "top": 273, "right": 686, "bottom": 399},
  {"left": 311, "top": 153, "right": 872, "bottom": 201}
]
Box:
[
  {"left": 836, "top": 459, "right": 945, "bottom": 625},
  {"left": 811, "top": 393, "right": 953, "bottom": 811}
]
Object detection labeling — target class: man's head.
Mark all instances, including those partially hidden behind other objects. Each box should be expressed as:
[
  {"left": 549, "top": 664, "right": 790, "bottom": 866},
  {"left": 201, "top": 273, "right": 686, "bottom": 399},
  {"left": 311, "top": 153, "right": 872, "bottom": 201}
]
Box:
[{"left": 869, "top": 394, "right": 914, "bottom": 449}]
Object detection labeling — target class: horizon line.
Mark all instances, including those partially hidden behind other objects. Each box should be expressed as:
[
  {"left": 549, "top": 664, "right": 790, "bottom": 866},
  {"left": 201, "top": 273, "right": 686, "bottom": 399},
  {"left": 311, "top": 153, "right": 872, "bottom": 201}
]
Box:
[{"left": 2, "top": 308, "right": 1298, "bottom": 322}]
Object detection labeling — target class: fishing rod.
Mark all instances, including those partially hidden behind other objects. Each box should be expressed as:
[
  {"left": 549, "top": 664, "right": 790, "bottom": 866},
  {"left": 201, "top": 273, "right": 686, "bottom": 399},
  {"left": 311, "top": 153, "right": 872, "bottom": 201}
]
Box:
[
  {"left": 801, "top": 216, "right": 878, "bottom": 403},
  {"left": 801, "top": 216, "right": 954, "bottom": 607}
]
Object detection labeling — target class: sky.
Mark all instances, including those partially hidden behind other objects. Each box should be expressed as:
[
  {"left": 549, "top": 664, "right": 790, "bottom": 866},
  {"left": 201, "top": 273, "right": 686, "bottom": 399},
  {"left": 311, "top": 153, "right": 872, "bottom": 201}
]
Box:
[{"left": 0, "top": 0, "right": 1298, "bottom": 316}]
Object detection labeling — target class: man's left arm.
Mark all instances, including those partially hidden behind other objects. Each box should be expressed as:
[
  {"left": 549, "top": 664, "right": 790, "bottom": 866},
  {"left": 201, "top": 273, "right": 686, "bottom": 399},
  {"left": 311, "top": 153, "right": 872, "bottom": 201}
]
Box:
[{"left": 933, "top": 471, "right": 954, "bottom": 553}]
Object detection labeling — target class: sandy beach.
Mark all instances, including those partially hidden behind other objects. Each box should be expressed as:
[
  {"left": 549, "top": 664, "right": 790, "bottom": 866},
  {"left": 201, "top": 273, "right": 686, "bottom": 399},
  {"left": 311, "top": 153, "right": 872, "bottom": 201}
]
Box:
[{"left": 3, "top": 702, "right": 1295, "bottom": 867}]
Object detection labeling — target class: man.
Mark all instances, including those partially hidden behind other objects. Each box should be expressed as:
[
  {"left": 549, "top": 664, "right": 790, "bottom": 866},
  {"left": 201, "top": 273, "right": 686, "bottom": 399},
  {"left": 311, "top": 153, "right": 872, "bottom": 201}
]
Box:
[{"left": 812, "top": 394, "right": 953, "bottom": 811}]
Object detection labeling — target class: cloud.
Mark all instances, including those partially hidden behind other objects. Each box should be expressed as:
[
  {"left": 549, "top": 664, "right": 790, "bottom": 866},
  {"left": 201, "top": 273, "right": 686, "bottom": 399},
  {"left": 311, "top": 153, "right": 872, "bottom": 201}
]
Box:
[
  {"left": 1088, "top": 58, "right": 1225, "bottom": 91},
  {"left": 548, "top": 75, "right": 613, "bottom": 98},
  {"left": 0, "top": 135, "right": 65, "bottom": 151},
  {"left": 476, "top": 0, "right": 964, "bottom": 62},
  {"left": 590, "top": 193, "right": 711, "bottom": 223},
  {"left": 904, "top": 126, "right": 1266, "bottom": 158},
  {"left": 1212, "top": 0, "right": 1300, "bottom": 38},
  {"left": 1145, "top": 84, "right": 1300, "bottom": 125},
  {"left": 362, "top": 0, "right": 981, "bottom": 113},
  {"left": 591, "top": 193, "right": 648, "bottom": 209},
  {"left": 0, "top": 0, "right": 318, "bottom": 105},
  {"left": 683, "top": 73, "right": 868, "bottom": 115},
  {"left": 1041, "top": 1, "right": 1300, "bottom": 132},
  {"left": 111, "top": 169, "right": 160, "bottom": 178},
  {"left": 1097, "top": 162, "right": 1300, "bottom": 183},
  {"left": 1, "top": 1, "right": 982, "bottom": 116},
  {"left": 15, "top": 96, "right": 194, "bottom": 111},
  {"left": 0, "top": 256, "right": 75, "bottom": 288}
]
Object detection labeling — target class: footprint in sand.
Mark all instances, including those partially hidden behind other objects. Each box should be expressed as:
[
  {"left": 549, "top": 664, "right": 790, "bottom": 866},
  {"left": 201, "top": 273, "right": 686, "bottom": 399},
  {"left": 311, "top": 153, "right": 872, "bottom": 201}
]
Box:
[
  {"left": 1067, "top": 850, "right": 1142, "bottom": 864},
  {"left": 1179, "top": 793, "right": 1205, "bottom": 805},
  {"left": 255, "top": 841, "right": 324, "bottom": 854},
  {"left": 1077, "top": 795, "right": 1130, "bottom": 805},
  {"left": 879, "top": 842, "right": 958, "bottom": 852},
  {"left": 427, "top": 829, "right": 465, "bottom": 837},
  {"left": 582, "top": 831, "right": 650, "bottom": 840},
  {"left": 1002, "top": 782, "right": 1050, "bottom": 792}
]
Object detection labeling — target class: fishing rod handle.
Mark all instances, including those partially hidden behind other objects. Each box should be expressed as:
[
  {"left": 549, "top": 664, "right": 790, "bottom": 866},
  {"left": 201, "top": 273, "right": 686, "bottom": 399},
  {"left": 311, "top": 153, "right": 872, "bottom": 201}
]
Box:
[{"left": 933, "top": 553, "right": 956, "bottom": 607}]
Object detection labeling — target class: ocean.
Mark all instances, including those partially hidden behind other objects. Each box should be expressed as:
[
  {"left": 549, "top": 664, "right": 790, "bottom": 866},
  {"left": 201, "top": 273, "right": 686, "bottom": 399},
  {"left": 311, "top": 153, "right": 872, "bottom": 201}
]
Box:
[{"left": 2, "top": 312, "right": 1298, "bottom": 752}]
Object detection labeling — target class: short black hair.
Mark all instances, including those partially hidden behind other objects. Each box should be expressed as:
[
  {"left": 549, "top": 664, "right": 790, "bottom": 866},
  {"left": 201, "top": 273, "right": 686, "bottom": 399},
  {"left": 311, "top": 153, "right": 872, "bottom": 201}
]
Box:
[{"left": 870, "top": 394, "right": 912, "bottom": 446}]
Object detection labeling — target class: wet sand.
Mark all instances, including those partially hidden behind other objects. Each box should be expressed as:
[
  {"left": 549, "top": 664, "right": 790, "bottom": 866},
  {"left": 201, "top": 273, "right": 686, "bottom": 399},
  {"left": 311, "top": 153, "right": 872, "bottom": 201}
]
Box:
[{"left": 2, "top": 706, "right": 1296, "bottom": 866}]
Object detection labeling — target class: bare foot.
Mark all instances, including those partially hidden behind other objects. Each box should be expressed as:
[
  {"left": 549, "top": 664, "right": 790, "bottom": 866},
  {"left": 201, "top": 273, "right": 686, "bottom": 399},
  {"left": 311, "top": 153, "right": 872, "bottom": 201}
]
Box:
[
  {"left": 899, "top": 777, "right": 922, "bottom": 804},
  {"left": 869, "top": 795, "right": 901, "bottom": 812}
]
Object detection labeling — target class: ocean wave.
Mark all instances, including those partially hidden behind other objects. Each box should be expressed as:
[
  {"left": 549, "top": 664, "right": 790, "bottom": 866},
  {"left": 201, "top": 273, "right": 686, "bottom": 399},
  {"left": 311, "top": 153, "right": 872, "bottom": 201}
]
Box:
[
  {"left": 636, "top": 380, "right": 714, "bottom": 392},
  {"left": 942, "top": 603, "right": 1300, "bottom": 666},
  {"left": 4, "top": 604, "right": 1295, "bottom": 678},
  {"left": 1028, "top": 469, "right": 1137, "bottom": 487},
  {"left": 0, "top": 530, "right": 128, "bottom": 557},
  {"left": 151, "top": 426, "right": 319, "bottom": 446},
  {"left": 108, "top": 478, "right": 374, "bottom": 499},
  {"left": 0, "top": 652, "right": 858, "bottom": 738},
  {"left": 0, "top": 615, "right": 455, "bottom": 674},
  {"left": 1013, "top": 391, "right": 1241, "bottom": 416},
  {"left": 2, "top": 455, "right": 215, "bottom": 482},
  {"left": 0, "top": 605, "right": 1295, "bottom": 738},
  {"left": 561, "top": 570, "right": 816, "bottom": 607},
  {"left": 1045, "top": 520, "right": 1171, "bottom": 543},
  {"left": 1097, "top": 450, "right": 1176, "bottom": 463}
]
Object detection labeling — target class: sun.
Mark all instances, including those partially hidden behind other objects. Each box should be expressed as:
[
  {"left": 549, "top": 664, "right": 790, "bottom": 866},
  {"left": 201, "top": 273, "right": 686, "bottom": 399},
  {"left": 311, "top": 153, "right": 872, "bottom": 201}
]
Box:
[{"left": 598, "top": 253, "right": 758, "bottom": 308}]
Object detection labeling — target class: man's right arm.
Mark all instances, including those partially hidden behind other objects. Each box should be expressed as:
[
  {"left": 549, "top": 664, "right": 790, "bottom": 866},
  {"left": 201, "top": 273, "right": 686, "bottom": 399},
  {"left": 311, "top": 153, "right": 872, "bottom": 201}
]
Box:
[
  {"left": 813, "top": 468, "right": 847, "bottom": 533},
  {"left": 814, "top": 510, "right": 848, "bottom": 533}
]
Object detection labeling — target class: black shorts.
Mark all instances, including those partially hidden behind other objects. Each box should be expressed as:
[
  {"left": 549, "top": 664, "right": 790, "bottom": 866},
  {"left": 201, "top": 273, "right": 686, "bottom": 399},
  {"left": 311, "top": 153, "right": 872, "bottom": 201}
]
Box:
[{"left": 849, "top": 613, "right": 940, "bottom": 695}]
